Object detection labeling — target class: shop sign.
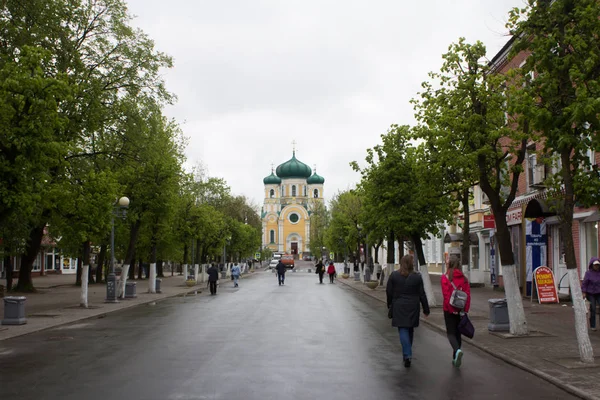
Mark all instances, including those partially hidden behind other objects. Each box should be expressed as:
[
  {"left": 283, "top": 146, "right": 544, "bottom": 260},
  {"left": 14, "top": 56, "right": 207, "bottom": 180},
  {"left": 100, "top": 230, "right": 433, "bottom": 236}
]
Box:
[
  {"left": 483, "top": 215, "right": 495, "bottom": 229},
  {"left": 506, "top": 209, "right": 522, "bottom": 226},
  {"left": 534, "top": 266, "right": 559, "bottom": 304}
]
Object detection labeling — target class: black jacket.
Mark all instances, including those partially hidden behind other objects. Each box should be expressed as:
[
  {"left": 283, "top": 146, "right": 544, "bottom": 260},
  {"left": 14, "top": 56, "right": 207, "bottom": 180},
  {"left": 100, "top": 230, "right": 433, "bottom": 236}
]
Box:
[
  {"left": 207, "top": 266, "right": 219, "bottom": 282},
  {"left": 315, "top": 261, "right": 324, "bottom": 274},
  {"left": 386, "top": 271, "right": 430, "bottom": 328},
  {"left": 275, "top": 261, "right": 287, "bottom": 275}
]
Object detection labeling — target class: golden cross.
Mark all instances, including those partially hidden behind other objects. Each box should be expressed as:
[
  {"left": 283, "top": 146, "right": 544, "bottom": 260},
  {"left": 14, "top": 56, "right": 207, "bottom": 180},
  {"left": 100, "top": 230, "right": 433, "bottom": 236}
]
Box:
[{"left": 292, "top": 139, "right": 297, "bottom": 153}]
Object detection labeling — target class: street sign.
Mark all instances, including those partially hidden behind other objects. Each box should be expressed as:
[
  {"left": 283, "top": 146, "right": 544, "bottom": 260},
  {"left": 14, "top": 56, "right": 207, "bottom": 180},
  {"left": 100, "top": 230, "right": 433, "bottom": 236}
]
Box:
[
  {"left": 255, "top": 252, "right": 261, "bottom": 260},
  {"left": 534, "top": 266, "right": 559, "bottom": 304}
]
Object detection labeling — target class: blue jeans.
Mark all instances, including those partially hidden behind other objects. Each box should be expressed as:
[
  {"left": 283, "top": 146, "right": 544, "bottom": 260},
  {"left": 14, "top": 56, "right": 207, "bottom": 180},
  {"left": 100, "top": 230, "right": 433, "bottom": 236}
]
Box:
[
  {"left": 397, "top": 327, "right": 414, "bottom": 359},
  {"left": 588, "top": 294, "right": 600, "bottom": 328},
  {"left": 233, "top": 275, "right": 239, "bottom": 286},
  {"left": 278, "top": 273, "right": 285, "bottom": 284}
]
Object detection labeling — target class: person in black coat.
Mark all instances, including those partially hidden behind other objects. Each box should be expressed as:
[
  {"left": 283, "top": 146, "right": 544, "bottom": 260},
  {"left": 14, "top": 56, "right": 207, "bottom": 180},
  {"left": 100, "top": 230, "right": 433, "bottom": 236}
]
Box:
[
  {"left": 275, "top": 260, "right": 287, "bottom": 286},
  {"left": 386, "top": 254, "right": 430, "bottom": 368},
  {"left": 207, "top": 263, "right": 219, "bottom": 295},
  {"left": 315, "top": 260, "right": 325, "bottom": 284}
]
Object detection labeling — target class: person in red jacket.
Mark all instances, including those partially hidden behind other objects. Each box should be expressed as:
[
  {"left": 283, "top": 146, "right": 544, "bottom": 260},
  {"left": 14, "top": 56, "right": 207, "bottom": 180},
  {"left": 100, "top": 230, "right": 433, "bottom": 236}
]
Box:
[
  {"left": 441, "top": 256, "right": 471, "bottom": 368},
  {"left": 327, "top": 261, "right": 336, "bottom": 283}
]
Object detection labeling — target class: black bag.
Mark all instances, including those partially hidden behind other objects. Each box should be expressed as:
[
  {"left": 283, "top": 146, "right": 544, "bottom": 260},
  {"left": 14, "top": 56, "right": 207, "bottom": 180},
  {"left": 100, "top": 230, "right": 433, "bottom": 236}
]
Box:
[
  {"left": 458, "top": 313, "right": 475, "bottom": 339},
  {"left": 387, "top": 306, "right": 393, "bottom": 319}
]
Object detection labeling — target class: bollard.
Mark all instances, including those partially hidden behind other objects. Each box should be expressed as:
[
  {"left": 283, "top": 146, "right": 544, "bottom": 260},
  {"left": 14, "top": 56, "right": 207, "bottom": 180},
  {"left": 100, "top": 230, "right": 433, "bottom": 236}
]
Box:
[
  {"left": 156, "top": 278, "right": 162, "bottom": 293},
  {"left": 221, "top": 271, "right": 227, "bottom": 279},
  {"left": 354, "top": 272, "right": 360, "bottom": 281},
  {"left": 125, "top": 282, "right": 137, "bottom": 299},
  {"left": 2, "top": 296, "right": 27, "bottom": 325}
]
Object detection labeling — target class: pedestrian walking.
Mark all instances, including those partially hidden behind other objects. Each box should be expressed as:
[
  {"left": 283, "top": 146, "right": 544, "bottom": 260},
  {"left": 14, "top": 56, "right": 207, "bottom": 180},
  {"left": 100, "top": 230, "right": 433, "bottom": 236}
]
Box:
[
  {"left": 386, "top": 254, "right": 430, "bottom": 368},
  {"left": 315, "top": 260, "right": 325, "bottom": 284},
  {"left": 441, "top": 256, "right": 471, "bottom": 368},
  {"left": 582, "top": 257, "right": 600, "bottom": 331},
  {"left": 231, "top": 262, "right": 241, "bottom": 288},
  {"left": 276, "top": 259, "right": 287, "bottom": 286},
  {"left": 327, "top": 261, "right": 336, "bottom": 283},
  {"left": 207, "top": 263, "right": 219, "bottom": 295}
]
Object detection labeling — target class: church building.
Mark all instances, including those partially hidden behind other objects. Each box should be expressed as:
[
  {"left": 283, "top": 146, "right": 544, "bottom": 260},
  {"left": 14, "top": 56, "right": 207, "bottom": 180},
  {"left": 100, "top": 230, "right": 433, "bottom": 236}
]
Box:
[{"left": 262, "top": 151, "right": 325, "bottom": 259}]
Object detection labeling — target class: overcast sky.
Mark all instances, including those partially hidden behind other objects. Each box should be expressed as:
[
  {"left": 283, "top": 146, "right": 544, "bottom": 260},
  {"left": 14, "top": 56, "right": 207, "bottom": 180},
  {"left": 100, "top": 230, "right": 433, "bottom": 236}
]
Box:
[{"left": 125, "top": 0, "right": 524, "bottom": 208}]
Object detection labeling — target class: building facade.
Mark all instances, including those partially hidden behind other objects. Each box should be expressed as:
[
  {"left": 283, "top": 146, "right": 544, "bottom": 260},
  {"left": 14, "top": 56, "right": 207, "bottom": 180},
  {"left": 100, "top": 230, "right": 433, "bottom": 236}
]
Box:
[{"left": 262, "top": 151, "right": 324, "bottom": 258}]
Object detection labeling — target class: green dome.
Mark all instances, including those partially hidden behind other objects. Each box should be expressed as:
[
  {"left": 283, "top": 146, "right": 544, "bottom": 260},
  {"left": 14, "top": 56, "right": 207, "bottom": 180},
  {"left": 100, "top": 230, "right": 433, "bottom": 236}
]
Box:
[
  {"left": 307, "top": 171, "right": 325, "bottom": 184},
  {"left": 263, "top": 171, "right": 282, "bottom": 185},
  {"left": 276, "top": 152, "right": 312, "bottom": 179}
]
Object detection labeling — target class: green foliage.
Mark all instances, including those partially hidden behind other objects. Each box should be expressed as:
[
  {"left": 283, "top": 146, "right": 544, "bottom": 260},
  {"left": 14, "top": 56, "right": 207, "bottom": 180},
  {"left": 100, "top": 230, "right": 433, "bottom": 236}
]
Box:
[{"left": 353, "top": 125, "right": 454, "bottom": 256}]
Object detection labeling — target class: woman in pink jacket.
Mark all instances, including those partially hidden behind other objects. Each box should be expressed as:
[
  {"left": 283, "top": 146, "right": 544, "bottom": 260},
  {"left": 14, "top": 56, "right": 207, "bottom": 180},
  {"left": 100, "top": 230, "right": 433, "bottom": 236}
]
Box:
[
  {"left": 327, "top": 261, "right": 336, "bottom": 283},
  {"left": 441, "top": 257, "right": 471, "bottom": 368}
]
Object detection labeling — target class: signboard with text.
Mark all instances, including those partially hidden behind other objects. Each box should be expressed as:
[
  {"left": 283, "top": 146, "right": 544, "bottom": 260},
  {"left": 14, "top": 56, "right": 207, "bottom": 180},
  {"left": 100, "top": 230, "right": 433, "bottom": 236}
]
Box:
[
  {"left": 534, "top": 266, "right": 559, "bottom": 304},
  {"left": 484, "top": 215, "right": 496, "bottom": 229}
]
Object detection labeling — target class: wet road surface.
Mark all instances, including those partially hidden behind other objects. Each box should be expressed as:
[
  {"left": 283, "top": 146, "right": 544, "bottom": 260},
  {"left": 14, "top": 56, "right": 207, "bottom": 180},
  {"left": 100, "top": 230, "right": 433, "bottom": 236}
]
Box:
[{"left": 0, "top": 268, "right": 576, "bottom": 400}]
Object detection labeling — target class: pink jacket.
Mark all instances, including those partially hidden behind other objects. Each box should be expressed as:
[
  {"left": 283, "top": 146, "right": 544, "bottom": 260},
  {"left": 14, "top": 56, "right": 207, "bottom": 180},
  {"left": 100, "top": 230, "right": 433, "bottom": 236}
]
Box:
[{"left": 441, "top": 269, "right": 471, "bottom": 313}]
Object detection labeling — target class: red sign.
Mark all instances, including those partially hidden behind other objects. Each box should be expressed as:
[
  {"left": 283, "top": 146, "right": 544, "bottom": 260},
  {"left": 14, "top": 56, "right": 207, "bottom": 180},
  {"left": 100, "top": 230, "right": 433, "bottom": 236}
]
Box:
[
  {"left": 534, "top": 266, "right": 559, "bottom": 304},
  {"left": 483, "top": 215, "right": 495, "bottom": 229}
]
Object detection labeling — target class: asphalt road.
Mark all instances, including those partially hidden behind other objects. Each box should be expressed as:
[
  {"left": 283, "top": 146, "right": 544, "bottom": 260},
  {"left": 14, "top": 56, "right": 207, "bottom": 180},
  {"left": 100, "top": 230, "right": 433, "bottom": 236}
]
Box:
[{"left": 0, "top": 265, "right": 577, "bottom": 400}]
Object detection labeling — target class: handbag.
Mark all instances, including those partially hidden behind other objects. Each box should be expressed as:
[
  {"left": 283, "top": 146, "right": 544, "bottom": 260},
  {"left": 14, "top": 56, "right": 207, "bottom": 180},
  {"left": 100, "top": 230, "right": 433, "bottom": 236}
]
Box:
[{"left": 458, "top": 313, "right": 475, "bottom": 339}]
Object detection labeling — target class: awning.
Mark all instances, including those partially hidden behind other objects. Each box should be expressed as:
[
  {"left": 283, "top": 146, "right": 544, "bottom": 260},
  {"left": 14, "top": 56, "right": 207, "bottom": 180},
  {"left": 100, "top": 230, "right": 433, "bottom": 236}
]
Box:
[
  {"left": 524, "top": 198, "right": 557, "bottom": 218},
  {"left": 583, "top": 211, "right": 600, "bottom": 223},
  {"left": 444, "top": 233, "right": 478, "bottom": 244}
]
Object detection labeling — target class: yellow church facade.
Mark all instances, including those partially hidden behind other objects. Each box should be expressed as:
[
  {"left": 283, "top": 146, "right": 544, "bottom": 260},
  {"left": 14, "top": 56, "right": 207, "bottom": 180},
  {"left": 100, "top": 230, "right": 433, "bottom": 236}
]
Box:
[{"left": 262, "top": 151, "right": 324, "bottom": 258}]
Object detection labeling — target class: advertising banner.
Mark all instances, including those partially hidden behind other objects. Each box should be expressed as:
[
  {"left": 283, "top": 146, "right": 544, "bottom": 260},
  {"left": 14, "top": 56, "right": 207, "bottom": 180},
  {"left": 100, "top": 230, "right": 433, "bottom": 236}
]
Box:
[{"left": 534, "top": 266, "right": 559, "bottom": 304}]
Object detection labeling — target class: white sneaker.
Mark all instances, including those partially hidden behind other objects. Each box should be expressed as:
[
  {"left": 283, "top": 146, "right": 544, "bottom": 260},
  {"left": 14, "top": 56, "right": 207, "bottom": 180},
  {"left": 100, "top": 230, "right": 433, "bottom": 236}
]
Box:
[{"left": 453, "top": 349, "right": 463, "bottom": 368}]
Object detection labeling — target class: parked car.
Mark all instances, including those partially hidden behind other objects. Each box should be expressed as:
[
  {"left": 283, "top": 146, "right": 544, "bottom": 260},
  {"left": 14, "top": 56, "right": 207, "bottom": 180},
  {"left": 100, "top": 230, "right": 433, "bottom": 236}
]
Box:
[{"left": 269, "top": 259, "right": 279, "bottom": 269}]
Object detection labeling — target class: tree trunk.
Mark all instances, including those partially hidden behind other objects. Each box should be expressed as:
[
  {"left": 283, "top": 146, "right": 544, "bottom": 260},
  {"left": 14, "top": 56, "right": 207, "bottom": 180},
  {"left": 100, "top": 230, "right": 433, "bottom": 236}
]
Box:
[
  {"left": 76, "top": 257, "right": 82, "bottom": 286},
  {"left": 129, "top": 254, "right": 136, "bottom": 280},
  {"left": 148, "top": 243, "right": 157, "bottom": 293},
  {"left": 157, "top": 259, "right": 164, "bottom": 277},
  {"left": 412, "top": 234, "right": 436, "bottom": 307},
  {"left": 137, "top": 259, "right": 143, "bottom": 280},
  {"left": 383, "top": 230, "right": 395, "bottom": 285},
  {"left": 96, "top": 244, "right": 106, "bottom": 283},
  {"left": 460, "top": 191, "right": 471, "bottom": 281},
  {"left": 80, "top": 241, "right": 91, "bottom": 308},
  {"left": 118, "top": 264, "right": 130, "bottom": 298},
  {"left": 495, "top": 212, "right": 529, "bottom": 336},
  {"left": 5, "top": 255, "right": 13, "bottom": 292},
  {"left": 560, "top": 149, "right": 594, "bottom": 362},
  {"left": 15, "top": 222, "right": 46, "bottom": 292}
]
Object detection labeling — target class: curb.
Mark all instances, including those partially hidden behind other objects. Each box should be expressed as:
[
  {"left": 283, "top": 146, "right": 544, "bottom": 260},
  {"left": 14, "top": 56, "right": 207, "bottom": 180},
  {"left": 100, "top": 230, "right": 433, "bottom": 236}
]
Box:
[{"left": 336, "top": 278, "right": 595, "bottom": 400}]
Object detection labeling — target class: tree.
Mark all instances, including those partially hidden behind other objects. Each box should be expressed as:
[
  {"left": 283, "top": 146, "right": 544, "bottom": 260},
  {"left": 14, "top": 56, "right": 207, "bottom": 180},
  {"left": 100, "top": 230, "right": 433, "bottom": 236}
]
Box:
[
  {"left": 353, "top": 125, "right": 455, "bottom": 306},
  {"left": 413, "top": 39, "right": 530, "bottom": 334},
  {"left": 507, "top": 0, "right": 600, "bottom": 361},
  {"left": 1, "top": 0, "right": 172, "bottom": 291}
]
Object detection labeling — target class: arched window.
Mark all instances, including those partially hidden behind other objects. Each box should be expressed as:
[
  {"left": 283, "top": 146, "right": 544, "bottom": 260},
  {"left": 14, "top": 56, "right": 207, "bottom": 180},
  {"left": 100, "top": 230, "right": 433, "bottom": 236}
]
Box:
[
  {"left": 270, "top": 230, "right": 275, "bottom": 243},
  {"left": 303, "top": 186, "right": 307, "bottom": 197},
  {"left": 314, "top": 189, "right": 319, "bottom": 198},
  {"left": 292, "top": 185, "right": 296, "bottom": 197},
  {"left": 269, "top": 189, "right": 274, "bottom": 198}
]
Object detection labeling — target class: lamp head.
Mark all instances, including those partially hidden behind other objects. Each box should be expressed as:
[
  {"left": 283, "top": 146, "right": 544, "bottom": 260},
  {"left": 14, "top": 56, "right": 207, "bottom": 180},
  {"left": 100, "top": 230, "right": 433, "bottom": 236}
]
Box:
[{"left": 118, "top": 196, "right": 130, "bottom": 207}]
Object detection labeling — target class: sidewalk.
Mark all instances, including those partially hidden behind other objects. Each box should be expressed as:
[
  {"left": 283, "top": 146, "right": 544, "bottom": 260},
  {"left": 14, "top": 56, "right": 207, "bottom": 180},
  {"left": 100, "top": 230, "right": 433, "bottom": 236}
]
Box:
[
  {"left": 337, "top": 274, "right": 600, "bottom": 400},
  {"left": 0, "top": 269, "right": 262, "bottom": 342}
]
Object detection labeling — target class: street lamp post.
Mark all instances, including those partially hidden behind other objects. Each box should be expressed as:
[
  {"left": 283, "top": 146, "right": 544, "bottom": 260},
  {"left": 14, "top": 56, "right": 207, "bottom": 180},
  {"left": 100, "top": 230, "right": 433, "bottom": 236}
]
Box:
[{"left": 106, "top": 196, "right": 129, "bottom": 303}]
